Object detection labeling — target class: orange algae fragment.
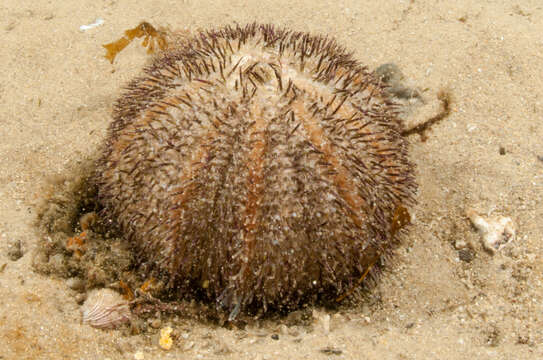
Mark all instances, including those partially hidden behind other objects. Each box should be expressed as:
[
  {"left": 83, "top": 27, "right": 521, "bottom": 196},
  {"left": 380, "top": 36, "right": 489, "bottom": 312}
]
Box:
[
  {"left": 389, "top": 205, "right": 411, "bottom": 238},
  {"left": 119, "top": 280, "right": 135, "bottom": 301},
  {"left": 66, "top": 231, "right": 87, "bottom": 257},
  {"left": 103, "top": 22, "right": 168, "bottom": 63},
  {"left": 140, "top": 277, "right": 157, "bottom": 293}
]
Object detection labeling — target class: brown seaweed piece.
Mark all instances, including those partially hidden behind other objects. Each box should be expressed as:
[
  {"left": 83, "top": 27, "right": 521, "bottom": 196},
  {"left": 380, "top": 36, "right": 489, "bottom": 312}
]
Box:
[{"left": 103, "top": 22, "right": 168, "bottom": 63}]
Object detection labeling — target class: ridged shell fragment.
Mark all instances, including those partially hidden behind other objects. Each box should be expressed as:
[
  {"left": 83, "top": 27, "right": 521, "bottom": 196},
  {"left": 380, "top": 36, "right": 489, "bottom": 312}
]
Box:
[{"left": 81, "top": 288, "right": 131, "bottom": 329}]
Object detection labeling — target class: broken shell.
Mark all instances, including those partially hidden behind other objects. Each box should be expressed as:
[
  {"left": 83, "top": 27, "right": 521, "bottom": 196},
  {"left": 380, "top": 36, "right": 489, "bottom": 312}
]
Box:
[
  {"left": 466, "top": 209, "right": 516, "bottom": 253},
  {"left": 81, "top": 288, "right": 131, "bottom": 329}
]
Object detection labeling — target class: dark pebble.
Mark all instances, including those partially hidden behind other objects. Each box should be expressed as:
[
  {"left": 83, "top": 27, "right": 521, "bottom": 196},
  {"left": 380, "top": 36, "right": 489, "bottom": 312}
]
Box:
[
  {"left": 271, "top": 334, "right": 279, "bottom": 340},
  {"left": 7, "top": 239, "right": 23, "bottom": 261},
  {"left": 320, "top": 347, "right": 342, "bottom": 355},
  {"left": 459, "top": 249, "right": 474, "bottom": 263}
]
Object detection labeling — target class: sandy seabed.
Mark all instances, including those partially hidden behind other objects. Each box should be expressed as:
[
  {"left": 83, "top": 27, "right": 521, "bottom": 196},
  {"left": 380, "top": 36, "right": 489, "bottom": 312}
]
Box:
[{"left": 1, "top": 1, "right": 542, "bottom": 359}]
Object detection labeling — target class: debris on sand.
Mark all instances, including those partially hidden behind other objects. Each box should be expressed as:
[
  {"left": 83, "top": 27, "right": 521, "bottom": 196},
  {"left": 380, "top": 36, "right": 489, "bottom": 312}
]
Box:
[{"left": 466, "top": 209, "right": 516, "bottom": 253}]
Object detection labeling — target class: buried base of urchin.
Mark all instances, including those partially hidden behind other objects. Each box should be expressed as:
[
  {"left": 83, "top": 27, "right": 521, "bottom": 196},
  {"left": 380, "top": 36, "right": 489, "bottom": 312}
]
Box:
[
  {"left": 32, "top": 162, "right": 224, "bottom": 329},
  {"left": 32, "top": 161, "right": 384, "bottom": 331}
]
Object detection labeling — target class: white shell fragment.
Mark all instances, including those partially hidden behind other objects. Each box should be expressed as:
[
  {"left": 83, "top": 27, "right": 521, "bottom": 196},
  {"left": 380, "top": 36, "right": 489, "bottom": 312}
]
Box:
[
  {"left": 81, "top": 288, "right": 130, "bottom": 329},
  {"left": 79, "top": 18, "right": 104, "bottom": 32},
  {"left": 466, "top": 209, "right": 516, "bottom": 253}
]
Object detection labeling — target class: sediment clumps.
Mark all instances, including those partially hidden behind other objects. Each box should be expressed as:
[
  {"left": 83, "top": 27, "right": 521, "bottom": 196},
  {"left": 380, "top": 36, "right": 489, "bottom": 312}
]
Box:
[{"left": 95, "top": 23, "right": 417, "bottom": 317}]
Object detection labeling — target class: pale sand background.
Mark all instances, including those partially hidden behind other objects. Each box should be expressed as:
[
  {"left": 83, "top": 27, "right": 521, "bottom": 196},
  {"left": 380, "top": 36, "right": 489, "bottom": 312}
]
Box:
[{"left": 1, "top": 0, "right": 542, "bottom": 359}]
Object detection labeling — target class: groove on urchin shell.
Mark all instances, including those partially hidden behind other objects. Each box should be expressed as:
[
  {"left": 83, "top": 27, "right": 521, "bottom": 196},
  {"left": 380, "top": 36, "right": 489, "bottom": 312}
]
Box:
[{"left": 95, "top": 23, "right": 417, "bottom": 316}]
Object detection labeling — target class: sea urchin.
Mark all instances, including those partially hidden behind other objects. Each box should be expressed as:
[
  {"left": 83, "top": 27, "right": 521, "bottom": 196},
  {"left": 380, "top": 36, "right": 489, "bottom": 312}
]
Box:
[{"left": 95, "top": 23, "right": 416, "bottom": 317}]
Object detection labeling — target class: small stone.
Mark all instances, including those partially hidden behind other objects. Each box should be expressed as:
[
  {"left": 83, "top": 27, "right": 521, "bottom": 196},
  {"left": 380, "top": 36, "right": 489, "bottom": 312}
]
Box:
[
  {"left": 7, "top": 239, "right": 23, "bottom": 261},
  {"left": 75, "top": 293, "right": 87, "bottom": 304},
  {"left": 454, "top": 239, "right": 468, "bottom": 250},
  {"left": 458, "top": 249, "right": 474, "bottom": 263},
  {"left": 271, "top": 334, "right": 279, "bottom": 340},
  {"left": 67, "top": 277, "right": 85, "bottom": 292},
  {"left": 320, "top": 347, "right": 342, "bottom": 355},
  {"left": 149, "top": 318, "right": 162, "bottom": 329}
]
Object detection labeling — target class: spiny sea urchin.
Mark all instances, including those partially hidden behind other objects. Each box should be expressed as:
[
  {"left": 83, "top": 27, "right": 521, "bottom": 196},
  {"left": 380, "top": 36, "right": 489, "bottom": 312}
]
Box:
[{"left": 95, "top": 23, "right": 416, "bottom": 317}]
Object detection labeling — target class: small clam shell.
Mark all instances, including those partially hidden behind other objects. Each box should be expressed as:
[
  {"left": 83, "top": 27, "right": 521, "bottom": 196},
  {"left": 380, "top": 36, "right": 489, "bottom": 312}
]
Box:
[{"left": 81, "top": 288, "right": 130, "bottom": 329}]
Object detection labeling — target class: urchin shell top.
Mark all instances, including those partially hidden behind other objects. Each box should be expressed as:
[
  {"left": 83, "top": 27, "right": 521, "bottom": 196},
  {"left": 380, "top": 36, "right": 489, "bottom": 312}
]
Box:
[{"left": 96, "top": 23, "right": 416, "bottom": 316}]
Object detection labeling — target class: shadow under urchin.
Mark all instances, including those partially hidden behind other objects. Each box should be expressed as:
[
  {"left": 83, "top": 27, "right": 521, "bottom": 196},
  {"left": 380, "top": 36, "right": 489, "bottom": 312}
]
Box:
[{"left": 93, "top": 23, "right": 417, "bottom": 319}]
